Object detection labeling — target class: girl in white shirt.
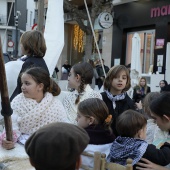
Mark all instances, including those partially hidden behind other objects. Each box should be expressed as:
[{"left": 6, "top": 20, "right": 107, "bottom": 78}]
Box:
[{"left": 63, "top": 62, "right": 102, "bottom": 124}]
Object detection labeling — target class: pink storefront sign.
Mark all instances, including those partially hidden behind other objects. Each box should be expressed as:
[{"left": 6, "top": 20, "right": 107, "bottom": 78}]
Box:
[{"left": 156, "top": 39, "right": 164, "bottom": 46}]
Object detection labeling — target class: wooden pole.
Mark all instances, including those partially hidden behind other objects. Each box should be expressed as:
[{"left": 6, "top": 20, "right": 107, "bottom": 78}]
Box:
[
  {"left": 0, "top": 37, "right": 13, "bottom": 141},
  {"left": 37, "top": 0, "right": 44, "bottom": 32}
]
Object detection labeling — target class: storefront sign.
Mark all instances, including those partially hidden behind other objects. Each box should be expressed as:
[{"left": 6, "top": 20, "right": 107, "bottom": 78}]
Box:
[
  {"left": 98, "top": 12, "right": 113, "bottom": 29},
  {"left": 151, "top": 5, "right": 170, "bottom": 18},
  {"left": 156, "top": 39, "right": 164, "bottom": 46}
]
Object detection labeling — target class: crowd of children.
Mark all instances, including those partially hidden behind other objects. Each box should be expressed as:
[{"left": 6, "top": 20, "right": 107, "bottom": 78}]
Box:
[{"left": 0, "top": 30, "right": 170, "bottom": 170}]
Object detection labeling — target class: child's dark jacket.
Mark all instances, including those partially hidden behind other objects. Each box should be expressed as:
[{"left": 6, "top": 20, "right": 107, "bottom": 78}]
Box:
[
  {"left": 101, "top": 92, "right": 136, "bottom": 136},
  {"left": 85, "top": 124, "right": 115, "bottom": 145}
]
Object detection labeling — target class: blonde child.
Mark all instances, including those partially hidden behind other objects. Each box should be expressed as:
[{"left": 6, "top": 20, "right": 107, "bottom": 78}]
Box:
[
  {"left": 63, "top": 62, "right": 102, "bottom": 124},
  {"left": 1, "top": 67, "right": 68, "bottom": 150},
  {"left": 76, "top": 98, "right": 115, "bottom": 168},
  {"left": 108, "top": 110, "right": 170, "bottom": 170},
  {"left": 101, "top": 65, "right": 136, "bottom": 136}
]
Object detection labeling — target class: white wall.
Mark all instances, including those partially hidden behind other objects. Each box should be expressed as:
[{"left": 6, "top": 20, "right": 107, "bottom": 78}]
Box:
[
  {"left": 0, "top": 0, "right": 7, "bottom": 21},
  {"left": 0, "top": 30, "right": 7, "bottom": 52},
  {"left": 102, "top": 26, "right": 112, "bottom": 68},
  {"left": 26, "top": 0, "right": 35, "bottom": 31}
]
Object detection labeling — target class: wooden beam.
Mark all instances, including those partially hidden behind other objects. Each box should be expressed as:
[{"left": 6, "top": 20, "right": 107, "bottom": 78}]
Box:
[{"left": 0, "top": 37, "right": 13, "bottom": 141}]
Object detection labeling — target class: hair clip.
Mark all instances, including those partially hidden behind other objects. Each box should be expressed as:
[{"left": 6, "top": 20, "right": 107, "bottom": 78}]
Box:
[{"left": 105, "top": 115, "right": 112, "bottom": 123}]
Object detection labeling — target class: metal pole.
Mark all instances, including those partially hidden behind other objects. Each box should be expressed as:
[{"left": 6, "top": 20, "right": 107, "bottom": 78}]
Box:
[
  {"left": 37, "top": 0, "right": 44, "bottom": 32},
  {"left": 15, "top": 25, "right": 18, "bottom": 58},
  {"left": 0, "top": 37, "right": 13, "bottom": 141},
  {"left": 15, "top": 0, "right": 18, "bottom": 58}
]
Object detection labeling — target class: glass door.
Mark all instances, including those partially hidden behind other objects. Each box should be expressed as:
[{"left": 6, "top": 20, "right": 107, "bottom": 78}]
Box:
[{"left": 126, "top": 30, "right": 155, "bottom": 73}]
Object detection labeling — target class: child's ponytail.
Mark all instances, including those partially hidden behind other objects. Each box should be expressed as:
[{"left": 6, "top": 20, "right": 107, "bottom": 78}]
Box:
[
  {"left": 75, "top": 77, "right": 85, "bottom": 104},
  {"left": 104, "top": 115, "right": 113, "bottom": 134},
  {"left": 47, "top": 78, "right": 61, "bottom": 96},
  {"left": 73, "top": 62, "right": 93, "bottom": 104}
]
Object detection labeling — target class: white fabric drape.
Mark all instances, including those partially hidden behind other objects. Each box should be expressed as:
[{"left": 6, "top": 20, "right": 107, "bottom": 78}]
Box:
[
  {"left": 130, "top": 33, "right": 141, "bottom": 88},
  {"left": 44, "top": 0, "right": 64, "bottom": 76}
]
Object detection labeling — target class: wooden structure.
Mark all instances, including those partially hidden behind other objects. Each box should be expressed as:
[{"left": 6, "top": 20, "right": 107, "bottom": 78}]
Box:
[{"left": 81, "top": 151, "right": 133, "bottom": 170}]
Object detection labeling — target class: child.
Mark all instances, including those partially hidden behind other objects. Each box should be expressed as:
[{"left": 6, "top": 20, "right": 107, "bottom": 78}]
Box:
[
  {"left": 1, "top": 67, "right": 69, "bottom": 150},
  {"left": 133, "top": 77, "right": 150, "bottom": 103},
  {"left": 76, "top": 98, "right": 115, "bottom": 168},
  {"left": 63, "top": 62, "right": 102, "bottom": 124},
  {"left": 25, "top": 122, "right": 89, "bottom": 170},
  {"left": 11, "top": 30, "right": 49, "bottom": 101},
  {"left": 136, "top": 92, "right": 170, "bottom": 170},
  {"left": 142, "top": 92, "right": 161, "bottom": 144},
  {"left": 101, "top": 65, "right": 136, "bottom": 136},
  {"left": 149, "top": 92, "right": 170, "bottom": 147},
  {"left": 108, "top": 110, "right": 170, "bottom": 170}
]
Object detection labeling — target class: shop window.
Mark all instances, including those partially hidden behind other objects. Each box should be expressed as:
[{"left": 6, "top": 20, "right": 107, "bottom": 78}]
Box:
[{"left": 126, "top": 30, "right": 155, "bottom": 73}]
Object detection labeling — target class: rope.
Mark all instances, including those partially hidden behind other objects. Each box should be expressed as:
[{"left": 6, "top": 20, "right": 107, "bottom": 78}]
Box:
[{"left": 84, "top": 0, "right": 106, "bottom": 78}]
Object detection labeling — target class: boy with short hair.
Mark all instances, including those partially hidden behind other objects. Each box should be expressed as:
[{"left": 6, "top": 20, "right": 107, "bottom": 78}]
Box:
[{"left": 108, "top": 110, "right": 170, "bottom": 170}]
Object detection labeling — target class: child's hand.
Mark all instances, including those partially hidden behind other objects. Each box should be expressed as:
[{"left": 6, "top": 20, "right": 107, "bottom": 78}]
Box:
[
  {"left": 2, "top": 139, "right": 15, "bottom": 150},
  {"left": 137, "top": 90, "right": 141, "bottom": 94},
  {"left": 136, "top": 158, "right": 168, "bottom": 170},
  {"left": 136, "top": 100, "right": 142, "bottom": 110}
]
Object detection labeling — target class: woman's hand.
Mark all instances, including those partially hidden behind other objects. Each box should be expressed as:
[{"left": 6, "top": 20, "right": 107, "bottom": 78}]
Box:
[
  {"left": 2, "top": 139, "right": 15, "bottom": 150},
  {"left": 136, "top": 158, "right": 169, "bottom": 170}
]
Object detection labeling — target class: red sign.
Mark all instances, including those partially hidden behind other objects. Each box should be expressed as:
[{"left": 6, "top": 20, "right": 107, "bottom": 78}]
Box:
[
  {"left": 32, "top": 23, "right": 37, "bottom": 30},
  {"left": 8, "top": 40, "right": 14, "bottom": 47}
]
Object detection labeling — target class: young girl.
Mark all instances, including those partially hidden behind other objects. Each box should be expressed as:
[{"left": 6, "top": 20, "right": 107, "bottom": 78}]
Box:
[
  {"left": 142, "top": 92, "right": 160, "bottom": 144},
  {"left": 101, "top": 65, "right": 135, "bottom": 136},
  {"left": 136, "top": 92, "right": 170, "bottom": 170},
  {"left": 76, "top": 98, "right": 115, "bottom": 168},
  {"left": 1, "top": 67, "right": 68, "bottom": 150},
  {"left": 11, "top": 30, "right": 49, "bottom": 101},
  {"left": 149, "top": 92, "right": 170, "bottom": 148},
  {"left": 133, "top": 77, "right": 150, "bottom": 103},
  {"left": 108, "top": 110, "right": 170, "bottom": 170},
  {"left": 63, "top": 62, "right": 102, "bottom": 124}
]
